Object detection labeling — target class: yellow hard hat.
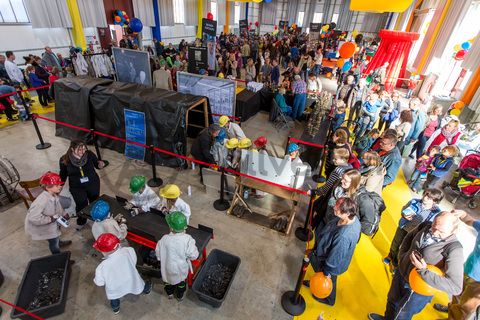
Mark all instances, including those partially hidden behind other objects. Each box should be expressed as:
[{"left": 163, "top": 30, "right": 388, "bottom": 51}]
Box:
[
  {"left": 218, "top": 72, "right": 225, "bottom": 79},
  {"left": 225, "top": 138, "right": 239, "bottom": 149},
  {"left": 159, "top": 184, "right": 181, "bottom": 199},
  {"left": 219, "top": 115, "right": 230, "bottom": 127},
  {"left": 238, "top": 138, "right": 252, "bottom": 149}
]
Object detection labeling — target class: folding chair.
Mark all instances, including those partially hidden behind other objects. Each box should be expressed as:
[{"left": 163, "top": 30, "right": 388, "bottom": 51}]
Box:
[{"left": 270, "top": 98, "right": 292, "bottom": 131}]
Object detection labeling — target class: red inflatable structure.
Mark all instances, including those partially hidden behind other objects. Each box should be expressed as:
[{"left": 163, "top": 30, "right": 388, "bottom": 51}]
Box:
[{"left": 365, "top": 30, "right": 420, "bottom": 92}]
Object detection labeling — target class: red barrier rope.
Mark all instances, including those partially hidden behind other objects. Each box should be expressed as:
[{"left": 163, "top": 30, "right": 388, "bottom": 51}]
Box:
[
  {"left": 33, "top": 115, "right": 307, "bottom": 195},
  {"left": 0, "top": 298, "right": 45, "bottom": 320},
  {"left": 288, "top": 137, "right": 324, "bottom": 150},
  {"left": 0, "top": 84, "right": 51, "bottom": 99}
]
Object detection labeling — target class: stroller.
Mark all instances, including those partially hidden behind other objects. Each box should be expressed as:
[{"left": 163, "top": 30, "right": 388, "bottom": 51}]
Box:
[{"left": 443, "top": 150, "right": 480, "bottom": 209}]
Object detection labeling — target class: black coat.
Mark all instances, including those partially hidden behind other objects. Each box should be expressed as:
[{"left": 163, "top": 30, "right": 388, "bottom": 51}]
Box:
[
  {"left": 59, "top": 151, "right": 100, "bottom": 189},
  {"left": 190, "top": 129, "right": 215, "bottom": 164}
]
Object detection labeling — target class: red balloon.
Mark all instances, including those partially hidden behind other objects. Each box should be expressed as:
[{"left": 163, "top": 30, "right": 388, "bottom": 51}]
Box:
[
  {"left": 207, "top": 12, "right": 213, "bottom": 20},
  {"left": 250, "top": 22, "right": 253, "bottom": 25},
  {"left": 255, "top": 21, "right": 260, "bottom": 27},
  {"left": 455, "top": 49, "right": 467, "bottom": 61},
  {"left": 274, "top": 25, "right": 278, "bottom": 30}
]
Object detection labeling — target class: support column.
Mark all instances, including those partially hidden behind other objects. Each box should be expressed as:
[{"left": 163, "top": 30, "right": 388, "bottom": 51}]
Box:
[
  {"left": 66, "top": 0, "right": 87, "bottom": 49},
  {"left": 246, "top": 3, "right": 249, "bottom": 21},
  {"left": 152, "top": 0, "right": 162, "bottom": 41},
  {"left": 197, "top": 0, "right": 204, "bottom": 39},
  {"left": 461, "top": 66, "right": 480, "bottom": 105},
  {"left": 224, "top": 0, "right": 230, "bottom": 34}
]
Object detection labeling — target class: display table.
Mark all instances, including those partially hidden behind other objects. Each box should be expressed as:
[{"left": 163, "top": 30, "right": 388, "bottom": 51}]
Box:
[
  {"left": 79, "top": 194, "right": 213, "bottom": 286},
  {"left": 235, "top": 89, "right": 274, "bottom": 121}
]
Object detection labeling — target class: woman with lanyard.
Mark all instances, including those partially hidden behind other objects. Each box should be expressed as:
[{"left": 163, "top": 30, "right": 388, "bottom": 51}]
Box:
[{"left": 60, "top": 140, "right": 105, "bottom": 230}]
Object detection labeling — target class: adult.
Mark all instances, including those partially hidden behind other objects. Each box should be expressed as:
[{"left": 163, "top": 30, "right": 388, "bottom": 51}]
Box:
[
  {"left": 240, "top": 41, "right": 250, "bottom": 66},
  {"left": 306, "top": 197, "right": 361, "bottom": 306},
  {"left": 164, "top": 43, "right": 177, "bottom": 58},
  {"left": 218, "top": 115, "right": 246, "bottom": 140},
  {"left": 245, "top": 58, "right": 256, "bottom": 82},
  {"left": 359, "top": 150, "right": 386, "bottom": 196},
  {"left": 379, "top": 91, "right": 401, "bottom": 132},
  {"left": 424, "top": 117, "right": 462, "bottom": 153},
  {"left": 410, "top": 104, "right": 443, "bottom": 159},
  {"left": 0, "top": 79, "right": 23, "bottom": 121},
  {"left": 4, "top": 51, "right": 24, "bottom": 85},
  {"left": 402, "top": 98, "right": 427, "bottom": 155},
  {"left": 152, "top": 61, "right": 172, "bottom": 90},
  {"left": 372, "top": 61, "right": 389, "bottom": 89},
  {"left": 378, "top": 133, "right": 402, "bottom": 188},
  {"left": 274, "top": 88, "right": 293, "bottom": 117},
  {"left": 0, "top": 54, "right": 10, "bottom": 81},
  {"left": 347, "top": 78, "right": 368, "bottom": 125},
  {"left": 190, "top": 124, "right": 221, "bottom": 165},
  {"left": 313, "top": 46, "right": 323, "bottom": 76},
  {"left": 336, "top": 74, "right": 355, "bottom": 105},
  {"left": 390, "top": 109, "right": 413, "bottom": 152},
  {"left": 292, "top": 74, "right": 307, "bottom": 120},
  {"left": 59, "top": 140, "right": 105, "bottom": 229},
  {"left": 41, "top": 46, "right": 61, "bottom": 69},
  {"left": 32, "top": 56, "right": 50, "bottom": 84},
  {"left": 153, "top": 38, "right": 163, "bottom": 57},
  {"left": 368, "top": 211, "right": 464, "bottom": 320}
]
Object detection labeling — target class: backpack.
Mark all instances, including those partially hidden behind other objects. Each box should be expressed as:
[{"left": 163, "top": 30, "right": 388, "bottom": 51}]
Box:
[{"left": 356, "top": 189, "right": 386, "bottom": 236}]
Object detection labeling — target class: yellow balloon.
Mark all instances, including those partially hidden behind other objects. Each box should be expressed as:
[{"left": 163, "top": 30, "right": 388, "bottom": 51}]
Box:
[
  {"left": 322, "top": 25, "right": 329, "bottom": 32},
  {"left": 450, "top": 109, "right": 461, "bottom": 116},
  {"left": 352, "top": 29, "right": 358, "bottom": 38},
  {"left": 454, "top": 44, "right": 461, "bottom": 52}
]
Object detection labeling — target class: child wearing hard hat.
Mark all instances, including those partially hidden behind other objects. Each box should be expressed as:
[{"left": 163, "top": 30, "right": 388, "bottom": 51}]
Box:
[
  {"left": 287, "top": 143, "right": 303, "bottom": 165},
  {"left": 158, "top": 184, "right": 191, "bottom": 223},
  {"left": 91, "top": 200, "right": 128, "bottom": 241},
  {"left": 218, "top": 115, "right": 246, "bottom": 140},
  {"left": 25, "top": 172, "right": 72, "bottom": 254},
  {"left": 155, "top": 212, "right": 199, "bottom": 301},
  {"left": 225, "top": 137, "right": 239, "bottom": 168},
  {"left": 211, "top": 127, "right": 229, "bottom": 167},
  {"left": 93, "top": 233, "right": 152, "bottom": 314},
  {"left": 126, "top": 175, "right": 161, "bottom": 213},
  {"left": 232, "top": 137, "right": 252, "bottom": 169},
  {"left": 253, "top": 136, "right": 269, "bottom": 155}
]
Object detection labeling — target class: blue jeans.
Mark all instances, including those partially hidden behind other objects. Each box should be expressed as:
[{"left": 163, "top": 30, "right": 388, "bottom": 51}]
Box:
[
  {"left": 292, "top": 93, "right": 307, "bottom": 120},
  {"left": 356, "top": 115, "right": 375, "bottom": 139},
  {"left": 47, "top": 237, "right": 60, "bottom": 254},
  {"left": 313, "top": 64, "right": 322, "bottom": 76},
  {"left": 411, "top": 132, "right": 428, "bottom": 159},
  {"left": 109, "top": 281, "right": 151, "bottom": 311},
  {"left": 0, "top": 84, "right": 22, "bottom": 105},
  {"left": 385, "top": 271, "right": 433, "bottom": 320},
  {"left": 409, "top": 169, "right": 426, "bottom": 191}
]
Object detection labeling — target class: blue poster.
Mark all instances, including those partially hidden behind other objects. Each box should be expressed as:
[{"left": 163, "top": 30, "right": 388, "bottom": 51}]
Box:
[{"left": 124, "top": 109, "right": 146, "bottom": 161}]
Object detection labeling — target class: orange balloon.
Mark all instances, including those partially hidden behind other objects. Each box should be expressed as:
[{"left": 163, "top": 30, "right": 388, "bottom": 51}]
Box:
[
  {"left": 310, "top": 272, "right": 333, "bottom": 299},
  {"left": 339, "top": 42, "right": 356, "bottom": 59},
  {"left": 114, "top": 16, "right": 121, "bottom": 23},
  {"left": 452, "top": 100, "right": 465, "bottom": 109},
  {"left": 326, "top": 72, "right": 332, "bottom": 78},
  {"left": 336, "top": 58, "right": 345, "bottom": 68},
  {"left": 409, "top": 265, "right": 444, "bottom": 296}
]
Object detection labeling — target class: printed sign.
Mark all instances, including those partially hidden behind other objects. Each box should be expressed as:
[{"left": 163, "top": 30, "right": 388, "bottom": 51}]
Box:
[
  {"left": 124, "top": 109, "right": 146, "bottom": 161},
  {"left": 201, "top": 18, "right": 217, "bottom": 72},
  {"left": 239, "top": 19, "right": 248, "bottom": 35}
]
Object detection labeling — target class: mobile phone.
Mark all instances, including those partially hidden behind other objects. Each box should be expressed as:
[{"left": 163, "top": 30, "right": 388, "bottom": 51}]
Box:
[{"left": 412, "top": 250, "right": 423, "bottom": 260}]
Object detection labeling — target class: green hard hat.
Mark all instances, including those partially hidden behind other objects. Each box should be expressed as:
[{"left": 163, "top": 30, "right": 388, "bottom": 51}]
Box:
[
  {"left": 166, "top": 211, "right": 187, "bottom": 232},
  {"left": 129, "top": 175, "right": 146, "bottom": 193}
]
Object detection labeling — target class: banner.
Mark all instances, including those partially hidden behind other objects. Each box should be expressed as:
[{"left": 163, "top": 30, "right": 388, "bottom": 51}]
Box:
[
  {"left": 124, "top": 109, "right": 146, "bottom": 161},
  {"left": 310, "top": 23, "right": 321, "bottom": 33},
  {"left": 187, "top": 46, "right": 208, "bottom": 74},
  {"left": 202, "top": 18, "right": 217, "bottom": 72},
  {"left": 112, "top": 47, "right": 152, "bottom": 86},
  {"left": 239, "top": 19, "right": 248, "bottom": 35},
  {"left": 308, "top": 23, "right": 321, "bottom": 52},
  {"left": 279, "top": 20, "right": 288, "bottom": 31}
]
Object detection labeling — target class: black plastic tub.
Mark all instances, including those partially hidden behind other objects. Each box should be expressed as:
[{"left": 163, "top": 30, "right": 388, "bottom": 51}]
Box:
[
  {"left": 192, "top": 249, "right": 240, "bottom": 308},
  {"left": 11, "top": 252, "right": 71, "bottom": 319}
]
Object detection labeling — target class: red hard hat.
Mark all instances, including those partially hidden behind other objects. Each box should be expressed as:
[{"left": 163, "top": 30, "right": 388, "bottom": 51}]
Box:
[
  {"left": 254, "top": 136, "right": 267, "bottom": 148},
  {"left": 93, "top": 233, "right": 120, "bottom": 253},
  {"left": 39, "top": 172, "right": 64, "bottom": 186}
]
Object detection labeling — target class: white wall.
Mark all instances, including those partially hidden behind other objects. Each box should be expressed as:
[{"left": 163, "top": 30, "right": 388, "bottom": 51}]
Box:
[
  {"left": 0, "top": 25, "right": 72, "bottom": 64},
  {"left": 159, "top": 24, "right": 196, "bottom": 45}
]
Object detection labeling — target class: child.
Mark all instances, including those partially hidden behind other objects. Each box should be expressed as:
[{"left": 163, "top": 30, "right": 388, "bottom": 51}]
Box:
[
  {"left": 332, "top": 101, "right": 346, "bottom": 132},
  {"left": 211, "top": 128, "right": 228, "bottom": 167},
  {"left": 389, "top": 109, "right": 413, "bottom": 151},
  {"left": 25, "top": 172, "right": 72, "bottom": 254},
  {"left": 26, "top": 65, "right": 49, "bottom": 107},
  {"left": 424, "top": 145, "right": 458, "bottom": 189},
  {"left": 354, "top": 129, "right": 380, "bottom": 157},
  {"left": 15, "top": 103, "right": 28, "bottom": 122},
  {"left": 325, "top": 129, "right": 351, "bottom": 177},
  {"left": 253, "top": 136, "right": 269, "bottom": 155},
  {"left": 125, "top": 175, "right": 161, "bottom": 213},
  {"left": 270, "top": 59, "right": 280, "bottom": 87},
  {"left": 155, "top": 212, "right": 199, "bottom": 301},
  {"left": 93, "top": 233, "right": 152, "bottom": 314},
  {"left": 406, "top": 76, "right": 418, "bottom": 99},
  {"left": 225, "top": 138, "right": 240, "bottom": 169},
  {"left": 384, "top": 188, "right": 443, "bottom": 268},
  {"left": 408, "top": 145, "right": 441, "bottom": 193},
  {"left": 356, "top": 93, "right": 380, "bottom": 139},
  {"left": 48, "top": 67, "right": 61, "bottom": 99},
  {"left": 158, "top": 184, "right": 191, "bottom": 223},
  {"left": 91, "top": 200, "right": 128, "bottom": 241}
]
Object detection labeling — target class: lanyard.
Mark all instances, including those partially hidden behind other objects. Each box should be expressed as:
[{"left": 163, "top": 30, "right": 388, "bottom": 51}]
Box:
[{"left": 79, "top": 166, "right": 84, "bottom": 177}]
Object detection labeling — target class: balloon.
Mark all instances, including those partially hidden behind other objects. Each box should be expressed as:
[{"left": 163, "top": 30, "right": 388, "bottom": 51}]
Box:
[
  {"left": 339, "top": 42, "right": 356, "bottom": 59},
  {"left": 455, "top": 49, "right": 467, "bottom": 61},
  {"left": 326, "top": 72, "right": 332, "bottom": 78},
  {"left": 352, "top": 29, "right": 359, "bottom": 38},
  {"left": 322, "top": 25, "right": 329, "bottom": 32},
  {"left": 272, "top": 29, "right": 279, "bottom": 36},
  {"left": 124, "top": 14, "right": 129, "bottom": 20},
  {"left": 461, "top": 41, "right": 471, "bottom": 50},
  {"left": 207, "top": 12, "right": 213, "bottom": 20},
  {"left": 336, "top": 58, "right": 345, "bottom": 68},
  {"left": 274, "top": 25, "right": 278, "bottom": 30},
  {"left": 114, "top": 16, "right": 121, "bottom": 23},
  {"left": 452, "top": 101, "right": 465, "bottom": 110},
  {"left": 255, "top": 21, "right": 260, "bottom": 27},
  {"left": 342, "top": 61, "right": 352, "bottom": 72},
  {"left": 250, "top": 22, "right": 253, "bottom": 25},
  {"left": 366, "top": 75, "right": 373, "bottom": 85},
  {"left": 310, "top": 272, "right": 333, "bottom": 299},
  {"left": 450, "top": 109, "right": 461, "bottom": 116},
  {"left": 292, "top": 23, "right": 297, "bottom": 29},
  {"left": 122, "top": 11, "right": 126, "bottom": 16},
  {"left": 453, "top": 44, "right": 461, "bottom": 52},
  {"left": 409, "top": 265, "right": 444, "bottom": 296},
  {"left": 264, "top": 0, "right": 272, "bottom": 3},
  {"left": 320, "top": 34, "right": 325, "bottom": 38},
  {"left": 129, "top": 18, "right": 143, "bottom": 32}
]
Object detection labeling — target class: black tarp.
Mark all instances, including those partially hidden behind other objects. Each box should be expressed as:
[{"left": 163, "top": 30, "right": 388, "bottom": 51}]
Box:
[{"left": 55, "top": 76, "right": 208, "bottom": 168}]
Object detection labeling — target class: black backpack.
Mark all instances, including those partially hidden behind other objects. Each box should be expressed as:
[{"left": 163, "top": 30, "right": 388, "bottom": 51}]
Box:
[{"left": 357, "top": 189, "right": 386, "bottom": 236}]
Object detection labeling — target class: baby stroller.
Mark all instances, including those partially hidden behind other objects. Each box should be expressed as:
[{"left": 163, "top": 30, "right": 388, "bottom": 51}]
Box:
[{"left": 443, "top": 150, "right": 480, "bottom": 209}]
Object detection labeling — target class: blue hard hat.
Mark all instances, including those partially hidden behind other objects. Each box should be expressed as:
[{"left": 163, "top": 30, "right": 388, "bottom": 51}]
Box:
[
  {"left": 287, "top": 143, "right": 299, "bottom": 154},
  {"left": 91, "top": 200, "right": 110, "bottom": 221},
  {"left": 216, "top": 128, "right": 227, "bottom": 143}
]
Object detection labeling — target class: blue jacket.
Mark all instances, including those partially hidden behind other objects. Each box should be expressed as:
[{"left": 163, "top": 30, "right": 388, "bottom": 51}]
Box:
[
  {"left": 28, "top": 73, "right": 46, "bottom": 87},
  {"left": 271, "top": 66, "right": 280, "bottom": 85},
  {"left": 405, "top": 109, "right": 427, "bottom": 141},
  {"left": 380, "top": 147, "right": 402, "bottom": 186},
  {"left": 398, "top": 199, "right": 441, "bottom": 231},
  {"left": 332, "top": 112, "right": 345, "bottom": 131},
  {"left": 354, "top": 136, "right": 374, "bottom": 155},
  {"left": 429, "top": 154, "right": 454, "bottom": 177},
  {"left": 275, "top": 93, "right": 290, "bottom": 113}
]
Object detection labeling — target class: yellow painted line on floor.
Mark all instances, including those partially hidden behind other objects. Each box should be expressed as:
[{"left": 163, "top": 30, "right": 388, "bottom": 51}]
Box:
[{"left": 295, "top": 168, "right": 449, "bottom": 319}]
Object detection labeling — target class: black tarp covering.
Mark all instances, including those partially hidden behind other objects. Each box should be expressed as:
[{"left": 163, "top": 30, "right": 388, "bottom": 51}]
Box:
[
  {"left": 54, "top": 77, "right": 113, "bottom": 140},
  {"left": 55, "top": 76, "right": 208, "bottom": 168}
]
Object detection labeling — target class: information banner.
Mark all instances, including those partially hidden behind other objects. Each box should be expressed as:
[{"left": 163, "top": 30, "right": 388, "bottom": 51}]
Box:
[
  {"left": 124, "top": 109, "right": 146, "bottom": 161},
  {"left": 239, "top": 19, "right": 248, "bottom": 35},
  {"left": 202, "top": 18, "right": 217, "bottom": 72},
  {"left": 308, "top": 23, "right": 321, "bottom": 52},
  {"left": 279, "top": 20, "right": 288, "bottom": 31},
  {"left": 112, "top": 47, "right": 151, "bottom": 86},
  {"left": 187, "top": 46, "right": 208, "bottom": 74}
]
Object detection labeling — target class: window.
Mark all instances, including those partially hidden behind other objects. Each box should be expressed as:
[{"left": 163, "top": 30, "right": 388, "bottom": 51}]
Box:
[
  {"left": 211, "top": 1, "right": 217, "bottom": 21},
  {"left": 234, "top": 4, "right": 240, "bottom": 25},
  {"left": 173, "top": 0, "right": 185, "bottom": 24},
  {"left": 313, "top": 12, "right": 323, "bottom": 23},
  {"left": 0, "top": 0, "right": 29, "bottom": 23},
  {"left": 297, "top": 11, "right": 304, "bottom": 27},
  {"left": 331, "top": 13, "right": 339, "bottom": 24}
]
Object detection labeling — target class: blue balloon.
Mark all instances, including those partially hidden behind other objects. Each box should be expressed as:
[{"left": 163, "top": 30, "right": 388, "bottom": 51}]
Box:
[
  {"left": 342, "top": 61, "right": 352, "bottom": 72},
  {"left": 264, "top": 0, "right": 272, "bottom": 3},
  {"left": 129, "top": 18, "right": 143, "bottom": 32},
  {"left": 461, "top": 41, "right": 471, "bottom": 50}
]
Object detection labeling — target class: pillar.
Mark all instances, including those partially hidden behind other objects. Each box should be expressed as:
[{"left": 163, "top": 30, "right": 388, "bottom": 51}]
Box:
[
  {"left": 66, "top": 0, "right": 87, "bottom": 49},
  {"left": 461, "top": 66, "right": 480, "bottom": 105},
  {"left": 197, "top": 0, "right": 204, "bottom": 39},
  {"left": 224, "top": 0, "right": 230, "bottom": 34},
  {"left": 152, "top": 0, "right": 162, "bottom": 41}
]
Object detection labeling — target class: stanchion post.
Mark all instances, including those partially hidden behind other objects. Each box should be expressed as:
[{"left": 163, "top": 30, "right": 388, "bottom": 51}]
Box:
[
  {"left": 16, "top": 87, "right": 32, "bottom": 119},
  {"left": 90, "top": 129, "right": 109, "bottom": 168},
  {"left": 147, "top": 145, "right": 163, "bottom": 187},
  {"left": 31, "top": 114, "right": 51, "bottom": 150},
  {"left": 213, "top": 167, "right": 230, "bottom": 211},
  {"left": 295, "top": 193, "right": 315, "bottom": 241},
  {"left": 281, "top": 256, "right": 309, "bottom": 316}
]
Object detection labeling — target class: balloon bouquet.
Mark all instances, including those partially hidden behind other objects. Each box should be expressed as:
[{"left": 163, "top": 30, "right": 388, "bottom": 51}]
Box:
[
  {"left": 453, "top": 39, "right": 474, "bottom": 61},
  {"left": 113, "top": 10, "right": 143, "bottom": 38}
]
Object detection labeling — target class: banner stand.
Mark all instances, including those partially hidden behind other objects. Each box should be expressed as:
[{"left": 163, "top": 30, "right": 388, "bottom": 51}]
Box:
[{"left": 147, "top": 145, "right": 163, "bottom": 187}]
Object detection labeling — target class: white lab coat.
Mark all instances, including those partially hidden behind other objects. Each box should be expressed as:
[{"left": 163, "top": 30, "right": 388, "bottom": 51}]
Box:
[
  {"left": 94, "top": 247, "right": 145, "bottom": 300},
  {"left": 226, "top": 122, "right": 246, "bottom": 139},
  {"left": 155, "top": 233, "right": 199, "bottom": 285},
  {"left": 158, "top": 197, "right": 191, "bottom": 223},
  {"left": 131, "top": 185, "right": 161, "bottom": 212},
  {"left": 92, "top": 218, "right": 128, "bottom": 240}
]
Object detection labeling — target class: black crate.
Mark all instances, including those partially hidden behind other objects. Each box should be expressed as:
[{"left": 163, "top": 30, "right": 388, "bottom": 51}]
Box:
[
  {"left": 11, "top": 252, "right": 71, "bottom": 319},
  {"left": 192, "top": 249, "right": 241, "bottom": 308}
]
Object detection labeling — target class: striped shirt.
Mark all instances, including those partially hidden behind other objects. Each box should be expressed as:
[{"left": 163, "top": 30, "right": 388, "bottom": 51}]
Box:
[
  {"left": 292, "top": 79, "right": 307, "bottom": 94},
  {"left": 313, "top": 164, "right": 353, "bottom": 198}
]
